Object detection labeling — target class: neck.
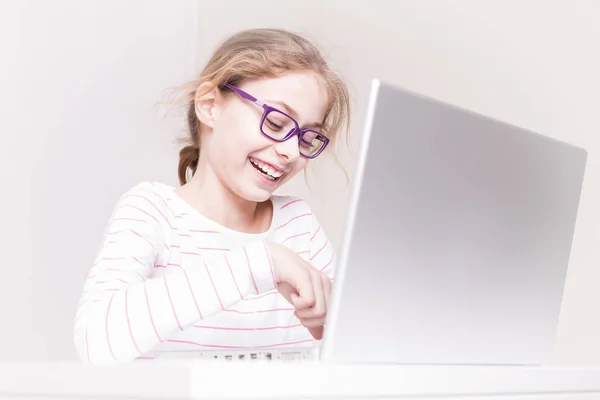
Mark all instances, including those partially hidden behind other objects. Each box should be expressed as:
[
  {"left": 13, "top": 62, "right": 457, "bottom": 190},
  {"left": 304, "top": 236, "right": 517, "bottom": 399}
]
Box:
[{"left": 176, "top": 162, "right": 270, "bottom": 234}]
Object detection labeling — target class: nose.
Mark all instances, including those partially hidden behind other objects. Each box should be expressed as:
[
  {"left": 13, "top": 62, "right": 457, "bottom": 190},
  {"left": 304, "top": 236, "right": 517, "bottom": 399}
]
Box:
[{"left": 273, "top": 136, "right": 301, "bottom": 162}]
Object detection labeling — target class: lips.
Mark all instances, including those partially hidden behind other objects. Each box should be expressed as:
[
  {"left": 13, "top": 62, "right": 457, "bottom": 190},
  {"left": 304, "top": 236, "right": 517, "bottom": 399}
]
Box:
[{"left": 249, "top": 157, "right": 284, "bottom": 181}]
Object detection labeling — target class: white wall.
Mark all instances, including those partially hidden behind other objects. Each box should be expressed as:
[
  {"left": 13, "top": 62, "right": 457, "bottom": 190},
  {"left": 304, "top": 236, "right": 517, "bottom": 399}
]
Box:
[
  {"left": 0, "top": 0, "right": 197, "bottom": 361},
  {"left": 196, "top": 0, "right": 600, "bottom": 365}
]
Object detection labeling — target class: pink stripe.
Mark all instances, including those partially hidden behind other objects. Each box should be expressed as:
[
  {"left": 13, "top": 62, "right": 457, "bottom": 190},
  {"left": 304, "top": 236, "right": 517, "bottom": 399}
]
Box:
[
  {"left": 197, "top": 247, "right": 230, "bottom": 251},
  {"left": 203, "top": 260, "right": 225, "bottom": 310},
  {"left": 166, "top": 338, "right": 313, "bottom": 349},
  {"left": 244, "top": 248, "right": 260, "bottom": 294},
  {"left": 164, "top": 276, "right": 183, "bottom": 330},
  {"left": 319, "top": 253, "right": 335, "bottom": 271},
  {"left": 280, "top": 231, "right": 310, "bottom": 245},
  {"left": 125, "top": 289, "right": 142, "bottom": 355},
  {"left": 193, "top": 324, "right": 302, "bottom": 331},
  {"left": 96, "top": 279, "right": 129, "bottom": 285},
  {"left": 93, "top": 257, "right": 126, "bottom": 266},
  {"left": 105, "top": 295, "right": 117, "bottom": 361},
  {"left": 189, "top": 229, "right": 220, "bottom": 234},
  {"left": 178, "top": 233, "right": 192, "bottom": 238},
  {"left": 106, "top": 230, "right": 157, "bottom": 252},
  {"left": 310, "top": 240, "right": 328, "bottom": 261},
  {"left": 175, "top": 215, "right": 183, "bottom": 219},
  {"left": 151, "top": 193, "right": 171, "bottom": 210},
  {"left": 173, "top": 265, "right": 203, "bottom": 319},
  {"left": 241, "top": 290, "right": 279, "bottom": 301},
  {"left": 296, "top": 250, "right": 310, "bottom": 255},
  {"left": 171, "top": 245, "right": 181, "bottom": 249},
  {"left": 263, "top": 241, "right": 277, "bottom": 288},
  {"left": 144, "top": 285, "right": 163, "bottom": 342},
  {"left": 112, "top": 217, "right": 147, "bottom": 223},
  {"left": 181, "top": 251, "right": 201, "bottom": 257},
  {"left": 280, "top": 199, "right": 302, "bottom": 209},
  {"left": 85, "top": 328, "right": 91, "bottom": 364},
  {"left": 117, "top": 204, "right": 158, "bottom": 223},
  {"left": 310, "top": 226, "right": 321, "bottom": 241},
  {"left": 123, "top": 194, "right": 173, "bottom": 228},
  {"left": 155, "top": 264, "right": 167, "bottom": 269},
  {"left": 275, "top": 213, "right": 311, "bottom": 231},
  {"left": 224, "top": 254, "right": 243, "bottom": 300},
  {"left": 131, "top": 258, "right": 148, "bottom": 281},
  {"left": 223, "top": 307, "right": 294, "bottom": 314}
]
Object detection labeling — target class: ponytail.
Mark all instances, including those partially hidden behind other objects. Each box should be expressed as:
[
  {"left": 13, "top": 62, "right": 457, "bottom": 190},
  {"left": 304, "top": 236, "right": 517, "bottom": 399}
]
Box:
[
  {"left": 178, "top": 101, "right": 201, "bottom": 185},
  {"left": 178, "top": 144, "right": 199, "bottom": 185}
]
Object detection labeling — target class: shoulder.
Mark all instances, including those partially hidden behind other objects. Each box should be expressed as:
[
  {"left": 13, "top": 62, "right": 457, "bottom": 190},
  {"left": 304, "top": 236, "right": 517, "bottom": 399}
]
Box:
[
  {"left": 111, "top": 181, "right": 179, "bottom": 223},
  {"left": 271, "top": 194, "right": 320, "bottom": 233},
  {"left": 272, "top": 194, "right": 314, "bottom": 216},
  {"left": 116, "top": 181, "right": 172, "bottom": 207}
]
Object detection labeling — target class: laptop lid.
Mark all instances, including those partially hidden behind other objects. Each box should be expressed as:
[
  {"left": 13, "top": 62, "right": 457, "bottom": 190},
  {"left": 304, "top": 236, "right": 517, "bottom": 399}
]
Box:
[{"left": 321, "top": 79, "right": 587, "bottom": 365}]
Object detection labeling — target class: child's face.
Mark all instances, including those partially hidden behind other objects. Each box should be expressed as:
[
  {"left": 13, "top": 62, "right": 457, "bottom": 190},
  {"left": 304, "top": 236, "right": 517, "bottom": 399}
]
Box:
[{"left": 208, "top": 71, "right": 330, "bottom": 202}]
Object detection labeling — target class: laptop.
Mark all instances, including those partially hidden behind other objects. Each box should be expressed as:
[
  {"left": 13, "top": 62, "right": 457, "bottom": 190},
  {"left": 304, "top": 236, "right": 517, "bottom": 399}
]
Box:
[{"left": 157, "top": 79, "right": 588, "bottom": 365}]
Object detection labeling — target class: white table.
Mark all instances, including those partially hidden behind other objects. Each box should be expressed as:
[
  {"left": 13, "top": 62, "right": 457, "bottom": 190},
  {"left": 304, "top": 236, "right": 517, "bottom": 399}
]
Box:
[{"left": 1, "top": 361, "right": 600, "bottom": 399}]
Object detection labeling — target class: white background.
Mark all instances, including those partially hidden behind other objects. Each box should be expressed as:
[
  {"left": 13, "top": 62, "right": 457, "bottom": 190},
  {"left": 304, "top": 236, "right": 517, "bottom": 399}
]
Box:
[{"left": 1, "top": 0, "right": 598, "bottom": 365}]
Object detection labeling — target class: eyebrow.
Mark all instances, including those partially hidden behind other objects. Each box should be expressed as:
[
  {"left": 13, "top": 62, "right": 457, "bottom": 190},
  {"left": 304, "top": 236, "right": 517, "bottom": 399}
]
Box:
[{"left": 265, "top": 99, "right": 323, "bottom": 129}]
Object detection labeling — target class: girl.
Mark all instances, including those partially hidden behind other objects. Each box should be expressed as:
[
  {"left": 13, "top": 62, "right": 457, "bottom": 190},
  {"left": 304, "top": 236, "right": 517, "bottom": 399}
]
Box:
[{"left": 73, "top": 28, "right": 351, "bottom": 364}]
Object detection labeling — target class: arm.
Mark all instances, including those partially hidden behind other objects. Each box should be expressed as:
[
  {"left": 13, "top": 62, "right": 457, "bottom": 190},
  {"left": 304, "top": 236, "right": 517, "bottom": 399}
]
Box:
[
  {"left": 291, "top": 208, "right": 337, "bottom": 340},
  {"left": 73, "top": 187, "right": 276, "bottom": 365}
]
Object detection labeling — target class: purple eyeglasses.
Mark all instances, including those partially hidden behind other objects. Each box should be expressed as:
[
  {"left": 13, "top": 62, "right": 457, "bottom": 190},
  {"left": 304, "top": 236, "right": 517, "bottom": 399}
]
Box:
[{"left": 224, "top": 83, "right": 329, "bottom": 159}]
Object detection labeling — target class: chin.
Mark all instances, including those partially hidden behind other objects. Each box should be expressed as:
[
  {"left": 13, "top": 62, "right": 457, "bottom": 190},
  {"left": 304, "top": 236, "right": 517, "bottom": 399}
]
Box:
[
  {"left": 245, "top": 193, "right": 273, "bottom": 203},
  {"left": 237, "top": 185, "right": 277, "bottom": 203}
]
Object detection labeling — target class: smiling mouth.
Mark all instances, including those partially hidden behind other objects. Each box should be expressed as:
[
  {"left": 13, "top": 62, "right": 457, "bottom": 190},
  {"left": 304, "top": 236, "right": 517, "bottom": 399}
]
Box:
[{"left": 249, "top": 157, "right": 284, "bottom": 181}]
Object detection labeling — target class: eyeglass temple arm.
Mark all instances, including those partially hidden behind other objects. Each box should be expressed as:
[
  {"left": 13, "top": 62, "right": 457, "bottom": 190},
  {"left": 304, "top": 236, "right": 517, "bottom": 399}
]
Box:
[{"left": 224, "top": 84, "right": 265, "bottom": 107}]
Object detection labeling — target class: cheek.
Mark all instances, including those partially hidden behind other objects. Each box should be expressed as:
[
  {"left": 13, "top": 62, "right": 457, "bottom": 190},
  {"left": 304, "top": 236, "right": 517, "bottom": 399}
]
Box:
[
  {"left": 219, "top": 115, "right": 271, "bottom": 157},
  {"left": 284, "top": 159, "right": 309, "bottom": 182}
]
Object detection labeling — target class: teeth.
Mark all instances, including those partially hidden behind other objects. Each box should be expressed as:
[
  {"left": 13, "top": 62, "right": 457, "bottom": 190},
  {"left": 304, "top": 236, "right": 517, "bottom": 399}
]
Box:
[{"left": 250, "top": 158, "right": 283, "bottom": 179}]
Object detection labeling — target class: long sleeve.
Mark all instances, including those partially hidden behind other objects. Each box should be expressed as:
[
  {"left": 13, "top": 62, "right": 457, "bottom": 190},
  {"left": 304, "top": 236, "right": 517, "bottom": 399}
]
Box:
[
  {"left": 308, "top": 213, "right": 336, "bottom": 280},
  {"left": 73, "top": 187, "right": 277, "bottom": 365}
]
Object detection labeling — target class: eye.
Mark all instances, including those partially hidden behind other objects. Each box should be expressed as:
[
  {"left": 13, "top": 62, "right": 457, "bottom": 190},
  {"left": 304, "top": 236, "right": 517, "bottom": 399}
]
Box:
[
  {"left": 300, "top": 139, "right": 316, "bottom": 149},
  {"left": 265, "top": 117, "right": 284, "bottom": 131}
]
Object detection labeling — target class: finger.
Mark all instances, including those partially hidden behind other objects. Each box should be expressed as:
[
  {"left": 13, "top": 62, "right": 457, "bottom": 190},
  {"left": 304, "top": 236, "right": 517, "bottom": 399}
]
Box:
[
  {"left": 294, "top": 271, "right": 326, "bottom": 319},
  {"left": 312, "top": 270, "right": 326, "bottom": 316},
  {"left": 297, "top": 315, "right": 326, "bottom": 328},
  {"left": 289, "top": 270, "right": 315, "bottom": 310},
  {"left": 277, "top": 282, "right": 296, "bottom": 305},
  {"left": 307, "top": 326, "right": 324, "bottom": 340},
  {"left": 290, "top": 292, "right": 301, "bottom": 307}
]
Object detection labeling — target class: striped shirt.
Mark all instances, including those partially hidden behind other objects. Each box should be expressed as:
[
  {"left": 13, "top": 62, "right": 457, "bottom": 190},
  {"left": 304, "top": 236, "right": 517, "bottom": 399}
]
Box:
[{"left": 73, "top": 182, "right": 335, "bottom": 364}]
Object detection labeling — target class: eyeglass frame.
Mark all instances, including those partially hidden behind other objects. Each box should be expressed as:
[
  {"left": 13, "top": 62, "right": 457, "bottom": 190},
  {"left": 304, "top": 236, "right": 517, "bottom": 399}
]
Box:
[{"left": 223, "top": 83, "right": 330, "bottom": 159}]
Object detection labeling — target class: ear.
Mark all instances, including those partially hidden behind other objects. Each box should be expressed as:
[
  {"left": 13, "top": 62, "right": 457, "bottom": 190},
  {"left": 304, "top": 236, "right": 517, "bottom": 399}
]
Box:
[{"left": 193, "top": 82, "right": 221, "bottom": 129}]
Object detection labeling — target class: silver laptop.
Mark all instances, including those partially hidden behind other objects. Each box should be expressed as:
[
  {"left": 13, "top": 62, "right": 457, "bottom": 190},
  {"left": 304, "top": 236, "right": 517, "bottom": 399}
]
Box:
[
  {"left": 321, "top": 79, "right": 587, "bottom": 365},
  {"left": 157, "top": 79, "right": 587, "bottom": 365}
]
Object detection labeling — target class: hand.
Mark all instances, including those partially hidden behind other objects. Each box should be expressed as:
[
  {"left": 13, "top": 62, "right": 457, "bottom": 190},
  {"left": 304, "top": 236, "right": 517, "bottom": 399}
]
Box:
[{"left": 266, "top": 242, "right": 331, "bottom": 340}]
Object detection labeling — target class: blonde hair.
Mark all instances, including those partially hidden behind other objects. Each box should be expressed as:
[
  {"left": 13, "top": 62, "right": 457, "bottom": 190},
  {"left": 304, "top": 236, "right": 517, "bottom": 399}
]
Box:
[{"left": 177, "top": 28, "right": 351, "bottom": 185}]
